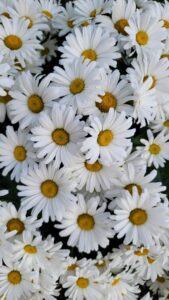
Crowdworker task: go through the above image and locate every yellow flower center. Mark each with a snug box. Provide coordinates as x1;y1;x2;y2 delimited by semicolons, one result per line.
89;9;96;18
114;19;129;35
85;161;103;172
67;19;74;28
4;35;23;50
157;276;165;283
41;47;50;56
136;31;149;45
162;19;169;28
76;277;89;288
125;183;142;195
134;248;149;256
81;21;90;27
77;213;95;230
95;260;106;268
41;180;58;198
112;278;120;286
0;93;12;104
129;208;148;225
27;95;44;113
42;10;53;18
13;146;27;161
160;54;169;60
81;49;97;61
67;264;78;271
24;16;33;28
96;92;117;112
69;78;85;95
8;271;22;285
24;244;37;254
52;128;69;145
97;129;113;146
149;143;161;155
143;75;156;89
6;218;25;234
147;256;156;264
164;120;169;128
1;12;10;18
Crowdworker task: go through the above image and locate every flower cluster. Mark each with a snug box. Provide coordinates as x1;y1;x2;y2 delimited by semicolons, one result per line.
0;0;169;299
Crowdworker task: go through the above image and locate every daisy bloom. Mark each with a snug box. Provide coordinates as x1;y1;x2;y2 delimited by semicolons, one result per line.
8;71;57;129
148;273;169;296
150;114;169;135
81;108;135;166
31;103;85;168
114;189;169;247
17;163;76;222
0;126;36;182
137;129;169;168
56;194;114;253
74;0;111;22
41;35;57;61
59;26;120;69
39;0;62;26
54;2;77;36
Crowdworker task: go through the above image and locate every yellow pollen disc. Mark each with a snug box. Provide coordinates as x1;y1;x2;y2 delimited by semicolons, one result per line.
96;92;117;112
42;10;53;18
160;54;169;60
27;94;44;113
81;49;97;61
1;12;10;18
41;180;58;198
52;128;69;145
134;248;149;256
89;9;96;18
41;47;50;56
157;276;165;283
164;120;169;128
129;208;148;225
95;260;106;268
149;143;161;155
69;78;85;95
81;21;90;27
24;244;37;254
125;183;142;196
112;278;120;286
147;256;156;264
76;277;89;288
14;146;27;161
85;161;103;172
7;218;25;234
77;213;95;230
136;31;149;45
8;271;22;285
114;19;129;35
143;75;156;89
0;93;12;104
4;35;23;50
24;16;33;28
97;129;113;146
162;19;169;28
67;264;78;271
67;19;74;28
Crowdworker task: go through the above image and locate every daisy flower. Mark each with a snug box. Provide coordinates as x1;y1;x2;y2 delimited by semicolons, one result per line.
148;273;169;296
0;126;36;182
74;0;111;22
81;108;135;166
59;26;120;69
31;103;85;168
0;0;11;19
63;266;105;300
17;163;76;222
0;261;37;300
113;189;168;247
41;35;57;61
124;10;167;55
0;16;43;67
137;129;169;168
82;69;134;117
150;114;169;135
54;2;77;36
56;194;114;253
51;57;104;111
8;71;57;129
39;0;62;26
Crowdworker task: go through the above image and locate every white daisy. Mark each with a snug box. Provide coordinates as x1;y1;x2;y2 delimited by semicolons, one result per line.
0;126;36;182
137;129;169;168
54;1;77;36
148;273;169;296
41;35;57;61
150;114;169;135
74;0;111;22
81;108;135;166
59;26;120;69
17;163;76;222
38;0;62;26
113;189;168;246
31;103;85;168
56;194;114;253
0;16;43;67
8;71;57;129
51;57;104;111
